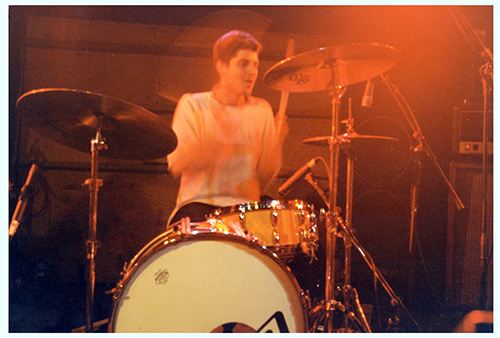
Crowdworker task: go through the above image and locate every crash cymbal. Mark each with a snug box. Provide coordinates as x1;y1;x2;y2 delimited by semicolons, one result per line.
16;88;177;160
264;43;399;92
303;131;398;146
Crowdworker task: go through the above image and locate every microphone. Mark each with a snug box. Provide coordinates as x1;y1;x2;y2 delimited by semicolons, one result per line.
361;79;374;108
9;163;40;240
278;158;318;196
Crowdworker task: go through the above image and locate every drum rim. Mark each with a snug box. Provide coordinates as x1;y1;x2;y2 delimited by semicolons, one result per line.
214;199;311;216
108;230;309;332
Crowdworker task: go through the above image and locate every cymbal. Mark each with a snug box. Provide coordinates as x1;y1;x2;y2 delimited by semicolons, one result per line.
303;131;398;146
264;43;399;92
16;88;177;160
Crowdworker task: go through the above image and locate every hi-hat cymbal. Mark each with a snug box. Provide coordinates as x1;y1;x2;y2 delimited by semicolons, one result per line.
303;131;398;146
264;43;399;92
16;88;177;160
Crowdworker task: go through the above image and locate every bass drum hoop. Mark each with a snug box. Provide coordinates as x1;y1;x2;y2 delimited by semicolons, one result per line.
108;230;309;332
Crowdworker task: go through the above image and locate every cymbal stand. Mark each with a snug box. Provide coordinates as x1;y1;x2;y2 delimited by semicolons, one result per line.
339;100;371;332
310;73;356;332
308;91;413;332
336;102;420;332
325;83;343;302
83;121;107;332
341;99;355;299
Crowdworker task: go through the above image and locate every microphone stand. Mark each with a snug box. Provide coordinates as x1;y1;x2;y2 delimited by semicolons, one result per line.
478;63;492;309
379;74;465;248
304;173;329;208
447;6;493;310
380;73;465;316
9;163;39;241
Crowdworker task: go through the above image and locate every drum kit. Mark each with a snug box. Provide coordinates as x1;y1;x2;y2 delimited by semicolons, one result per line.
15;42;422;333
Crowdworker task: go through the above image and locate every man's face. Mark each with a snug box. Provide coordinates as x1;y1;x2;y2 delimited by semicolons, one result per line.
219;49;259;98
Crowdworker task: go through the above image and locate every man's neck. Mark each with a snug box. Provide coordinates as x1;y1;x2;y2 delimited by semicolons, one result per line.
212;85;247;106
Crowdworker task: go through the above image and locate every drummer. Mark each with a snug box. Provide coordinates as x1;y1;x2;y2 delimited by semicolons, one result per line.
167;30;288;225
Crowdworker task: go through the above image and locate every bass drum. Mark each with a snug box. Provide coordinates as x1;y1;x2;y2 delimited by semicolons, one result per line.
109;229;309;333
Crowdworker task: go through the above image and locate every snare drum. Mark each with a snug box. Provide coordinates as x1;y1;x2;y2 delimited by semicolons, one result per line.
210;200;318;259
109;228;308;332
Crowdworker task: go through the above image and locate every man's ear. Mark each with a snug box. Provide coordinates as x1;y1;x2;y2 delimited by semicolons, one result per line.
216;59;225;76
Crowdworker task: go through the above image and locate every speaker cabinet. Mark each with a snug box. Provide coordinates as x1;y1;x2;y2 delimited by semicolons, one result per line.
452;106;493;156
446;162;493;309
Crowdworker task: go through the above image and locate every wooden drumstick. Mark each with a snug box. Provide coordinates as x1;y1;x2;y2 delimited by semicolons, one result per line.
275;39;295;135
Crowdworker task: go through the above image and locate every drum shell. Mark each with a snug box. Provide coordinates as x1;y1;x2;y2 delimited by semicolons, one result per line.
213;200;316;255
108;229;309;332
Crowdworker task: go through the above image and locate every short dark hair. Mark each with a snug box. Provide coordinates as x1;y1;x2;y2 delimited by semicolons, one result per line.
212;30;262;67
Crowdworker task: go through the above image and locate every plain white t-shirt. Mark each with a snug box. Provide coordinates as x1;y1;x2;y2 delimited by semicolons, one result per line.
167;91;283;220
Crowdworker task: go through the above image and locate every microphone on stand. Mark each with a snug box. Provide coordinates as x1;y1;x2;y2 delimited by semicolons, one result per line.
278;158;319;196
361;79;375;108
9;163;40;241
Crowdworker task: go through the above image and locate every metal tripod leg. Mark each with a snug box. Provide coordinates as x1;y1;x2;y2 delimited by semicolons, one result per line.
336;212;422;332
